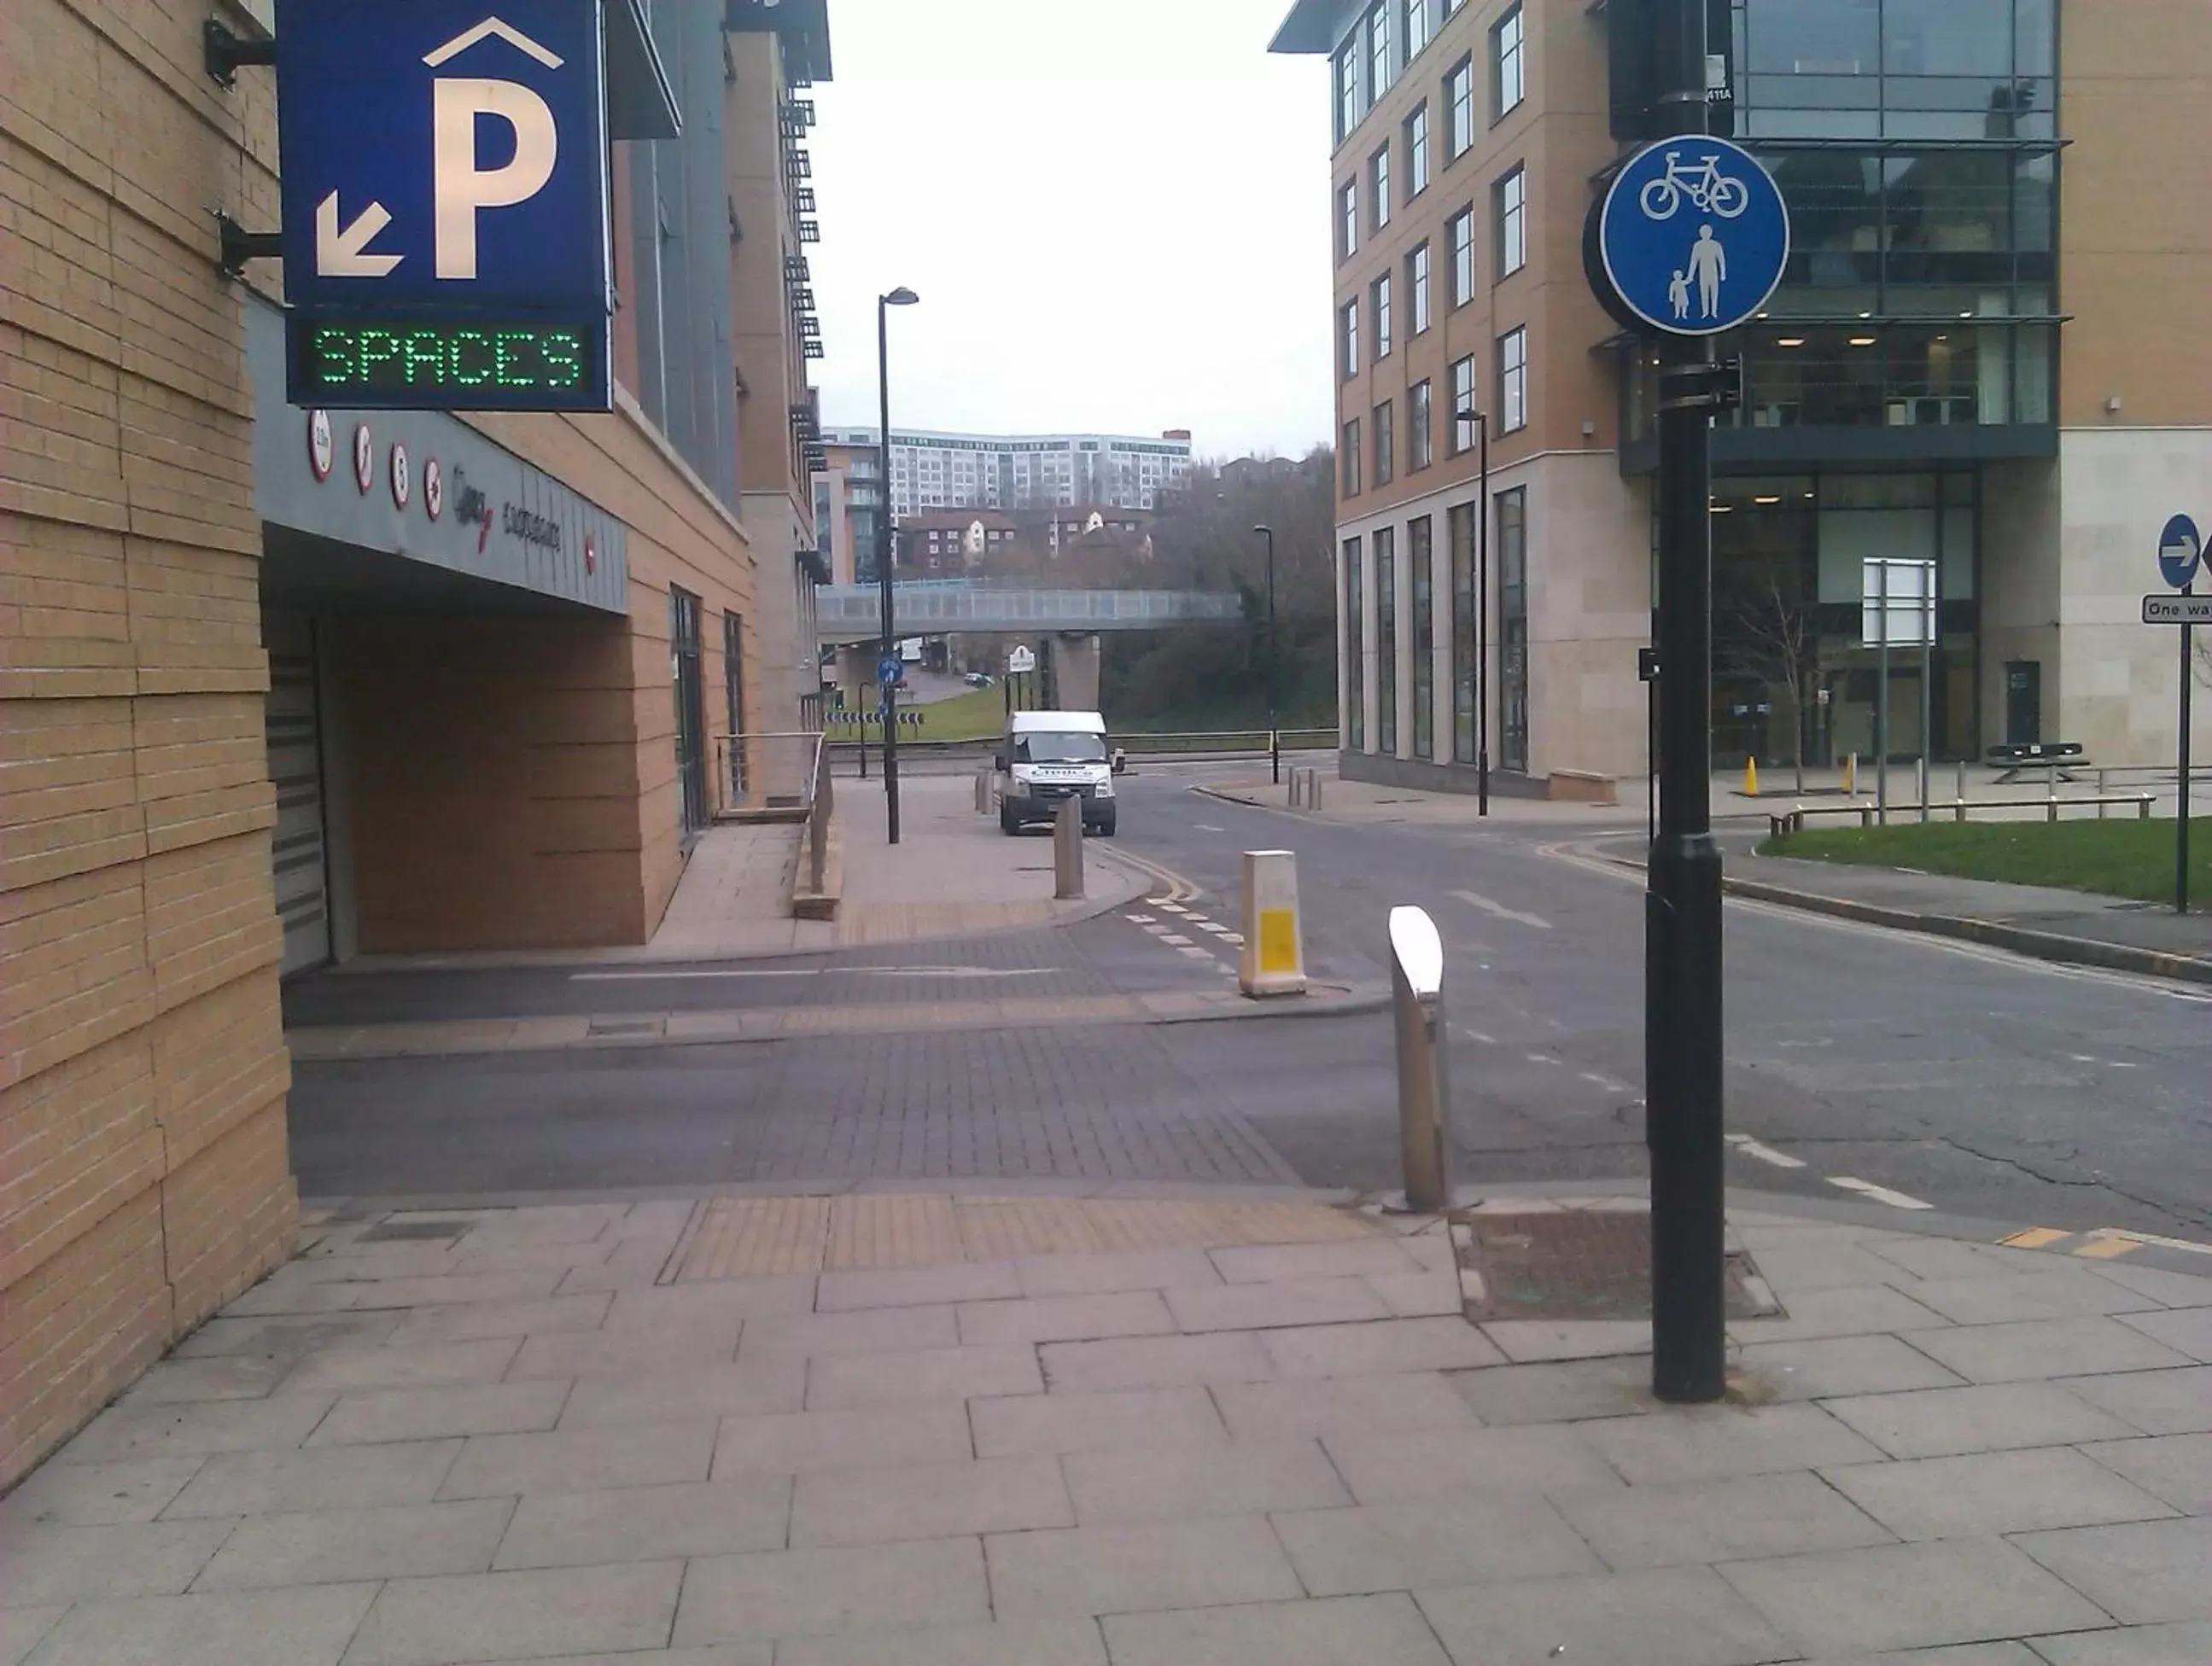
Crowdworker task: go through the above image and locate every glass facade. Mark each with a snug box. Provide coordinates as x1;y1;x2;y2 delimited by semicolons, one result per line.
1343;536;1364;749
1450;501;1477;762
1410;517;1434;759
1376;526;1398;754
1497;489;1528;772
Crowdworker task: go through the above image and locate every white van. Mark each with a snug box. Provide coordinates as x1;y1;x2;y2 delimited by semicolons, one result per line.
997;709;1116;837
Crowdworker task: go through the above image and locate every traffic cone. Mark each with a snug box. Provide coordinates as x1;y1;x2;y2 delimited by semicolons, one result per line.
1743;756;1760;796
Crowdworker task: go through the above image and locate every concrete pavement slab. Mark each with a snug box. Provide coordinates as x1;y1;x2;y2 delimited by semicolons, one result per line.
672;1537;991;1645
2079;1432;2212;1514
0;1605;65;1666
604;1279;819;1326
1819;1382;2139;1458
1476;1317;1654;1362
0;1518;235;1606
343;1560;684;1664
771;1619;1106;1666
1898;1270;2171;1325
163;1440;463;1517
968;1385;1229;1459
1164;1274;1392;1332
1318;1422;1627;1503
1270;1492;1603;1595
1362;1268;1466;1317
983;1516;1304;1618
1209;1371;1480;1443
56;1394;339;1465
384;1293;613;1345
1820;1448;2178;1539
281;1338;524;1395
192;1499;515;1590
735;1305;960;1362
1443;1354;1654;1424
802;1343;1042;1410
1804;1648;2040;1666
1902;1315;2194;1383
1572;1401;1887;1483
1725;1283;1952;1342
2114;1305;2212;1364
1735;1331;1968;1400
172;1312;402;1361
2056;1366;2212;1436
8;1584;378;1666
710;1403;975;1476
787;1456;1073;1547
555;1360;806;1428
1060;1438;1349;1523
1102;1592;1453;1666
308;1381;575;1446
492;1477;791;1569
2011;1518;2212;1625
1037;1330;1276;1390
954;1290;1176;1347
1011;1246;1223;1296
1259;1317;1507;1377
1551;1470;1898;1568
2028;1621;2212;1664
1718;1537;2115;1654
814;1261;1020;1312
435;1420;715;1500
1414;1564;1797;1666
113;1353;297;1405
0;1457;206;1527
505;1320;741;1381
2078;1261;2212;1308
1207;1238;1424;1284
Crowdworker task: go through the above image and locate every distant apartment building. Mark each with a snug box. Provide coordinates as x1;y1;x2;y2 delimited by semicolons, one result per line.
1273;0;2212;792
818;428;1197;516
900;509;1024;574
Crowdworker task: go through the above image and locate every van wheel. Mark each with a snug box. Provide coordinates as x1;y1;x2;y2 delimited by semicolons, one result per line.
1096;812;1118;838
1000;806;1020;836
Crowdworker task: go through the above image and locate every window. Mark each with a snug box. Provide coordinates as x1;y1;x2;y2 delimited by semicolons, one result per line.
1497;325;1527;432
1344;536;1365;750
1369;144;1391;230
1406;0;1434;60
722;611;747;797
1449;501;1476;762
1494;164;1526;278
1334;36;1362;143
1339;179;1357;262
1368;1;1394;101
1376;526;1398;754
1409;516;1433;760
1449;354;1476;452
1409;379;1433;470
1497;486;1528;770
1372;273;1392;359
1404;104;1429;197
1448;207;1474;307
1341;418;1362;496
1445;55;1474;158
1372;400;1395;485
1491;3;1524;119
1408;243;1431;334
668;586;707;841
1341;300;1359;380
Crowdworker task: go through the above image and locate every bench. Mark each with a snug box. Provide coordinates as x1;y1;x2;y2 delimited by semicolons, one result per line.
1987;742;2093;784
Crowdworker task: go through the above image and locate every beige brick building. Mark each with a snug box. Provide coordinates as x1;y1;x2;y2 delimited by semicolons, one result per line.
2;0;838;1483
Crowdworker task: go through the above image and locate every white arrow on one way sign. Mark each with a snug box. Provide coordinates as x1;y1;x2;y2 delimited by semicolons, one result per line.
315;192;402;277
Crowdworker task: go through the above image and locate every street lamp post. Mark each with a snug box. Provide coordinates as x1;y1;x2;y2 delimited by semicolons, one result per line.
1456;407;1492;816
875;287;919;846
1252;525;1280;784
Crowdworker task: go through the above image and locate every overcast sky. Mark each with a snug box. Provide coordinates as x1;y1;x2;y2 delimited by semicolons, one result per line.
804;0;1333;461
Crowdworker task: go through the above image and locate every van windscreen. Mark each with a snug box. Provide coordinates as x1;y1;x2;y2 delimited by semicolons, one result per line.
1015;731;1107;764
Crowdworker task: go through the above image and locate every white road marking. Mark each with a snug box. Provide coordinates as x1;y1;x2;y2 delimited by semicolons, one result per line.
1195;922;1232;935
1218;933;1244;945
1157;903;1188;914
1159;935;1194;947
1142;923;1171;936
2085;1227;2212;1255
1124;914;1156;925
1580;1071;1634;1094
1725;1133;1808;1170
848;967;1051;980
1526;1051;1562;1066
1194;824;1226;833
1462;1029;1497;1045
1451;889;1552;929
1176;946;1217;960
570;968;817;981
1827;1176;1935;1210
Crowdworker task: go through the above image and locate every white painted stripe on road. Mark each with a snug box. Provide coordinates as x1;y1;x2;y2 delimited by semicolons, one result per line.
1157;903;1188;914
570;968;818;981
1462;1029;1497;1046
1725;1133;1808;1170
1219;933;1244;945
1827;1176;1935;1210
1526;1052;1562;1066
1124;914;1156;925
1177;946;1217;960
1194;824;1226;833
1159;935;1194;946
1580;1071;1634;1094
1451;889;1552;929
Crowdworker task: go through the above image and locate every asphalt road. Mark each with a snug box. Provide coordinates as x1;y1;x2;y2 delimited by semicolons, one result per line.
288;760;2212;1243
1112;761;2212;1241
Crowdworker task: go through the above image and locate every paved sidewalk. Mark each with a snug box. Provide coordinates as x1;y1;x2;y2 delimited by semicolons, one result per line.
5;1187;2207;1665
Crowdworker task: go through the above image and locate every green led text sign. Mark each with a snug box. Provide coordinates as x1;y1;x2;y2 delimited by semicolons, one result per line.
286;313;611;411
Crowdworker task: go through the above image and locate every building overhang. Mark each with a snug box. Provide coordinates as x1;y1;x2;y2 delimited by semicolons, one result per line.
607;0;682;139
1269;0;1339;54
727;0;832;82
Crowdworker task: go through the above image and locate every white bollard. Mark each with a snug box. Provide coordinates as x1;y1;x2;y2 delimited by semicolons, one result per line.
1239;850;1307;998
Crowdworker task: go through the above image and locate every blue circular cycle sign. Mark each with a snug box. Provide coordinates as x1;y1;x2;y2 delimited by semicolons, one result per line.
2157;513;2202;591
1599;137;1790;337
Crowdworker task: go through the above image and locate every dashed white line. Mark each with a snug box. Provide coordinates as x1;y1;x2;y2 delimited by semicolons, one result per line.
1157;903;1188;915
1176;946;1216;960
1124;914;1156;925
1725;1133;1808;1170
1194;824;1226;833
1159;935;1194;947
1526;1051;1563;1066
1451;889;1552;930
1463;1029;1497;1046
1827;1176;1935;1210
1579;1071;1635;1094
1218;933;1244;945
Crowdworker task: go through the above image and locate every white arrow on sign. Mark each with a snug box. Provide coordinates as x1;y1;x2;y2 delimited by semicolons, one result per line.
315;192;401;277
423;16;564;68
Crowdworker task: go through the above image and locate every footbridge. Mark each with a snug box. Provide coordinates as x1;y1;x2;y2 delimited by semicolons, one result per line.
814;582;1242;644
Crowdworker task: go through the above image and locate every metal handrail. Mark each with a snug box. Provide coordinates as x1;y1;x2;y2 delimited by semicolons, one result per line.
1770;794;2156;837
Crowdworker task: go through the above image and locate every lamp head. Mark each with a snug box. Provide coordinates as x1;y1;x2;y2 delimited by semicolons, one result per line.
883;288;919;306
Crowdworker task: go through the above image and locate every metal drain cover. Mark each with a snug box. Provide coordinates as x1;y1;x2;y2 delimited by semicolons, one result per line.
1451;1209;1782;1324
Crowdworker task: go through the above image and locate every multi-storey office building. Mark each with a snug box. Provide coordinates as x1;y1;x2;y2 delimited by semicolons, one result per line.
1274;0;2212;789
820;428;1197;516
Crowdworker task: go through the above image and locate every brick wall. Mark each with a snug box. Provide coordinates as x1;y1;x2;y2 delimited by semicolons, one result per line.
1;0;296;1486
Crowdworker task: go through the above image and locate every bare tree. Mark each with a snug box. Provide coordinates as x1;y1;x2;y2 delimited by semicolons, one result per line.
1722;566;1822;792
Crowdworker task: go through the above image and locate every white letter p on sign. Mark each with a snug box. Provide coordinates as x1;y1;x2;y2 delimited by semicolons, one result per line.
433;78;558;280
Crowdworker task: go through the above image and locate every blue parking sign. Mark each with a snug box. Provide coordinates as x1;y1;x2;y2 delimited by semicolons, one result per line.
1597;137;1789;337
276;2;613;411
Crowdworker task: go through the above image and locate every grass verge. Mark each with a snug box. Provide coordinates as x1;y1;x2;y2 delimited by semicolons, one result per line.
1761;816;2209;908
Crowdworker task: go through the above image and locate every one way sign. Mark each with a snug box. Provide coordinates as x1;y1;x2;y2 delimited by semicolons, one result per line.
276;1;612;411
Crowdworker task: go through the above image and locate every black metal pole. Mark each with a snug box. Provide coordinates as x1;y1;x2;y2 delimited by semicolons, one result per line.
1646;0;1725;1406
876;298;900;846
2181;593;2193;915
1259;527;1281;785
1476;415;1491;815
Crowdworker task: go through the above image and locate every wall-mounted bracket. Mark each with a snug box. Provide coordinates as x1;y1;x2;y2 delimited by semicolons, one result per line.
204;18;277;87
215;211;281;278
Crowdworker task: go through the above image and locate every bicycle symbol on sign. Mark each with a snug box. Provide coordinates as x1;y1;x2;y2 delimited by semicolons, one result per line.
1639;149;1751;220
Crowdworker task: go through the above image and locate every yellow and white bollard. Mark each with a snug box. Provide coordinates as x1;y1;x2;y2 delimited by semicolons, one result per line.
1239;850;1306;999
